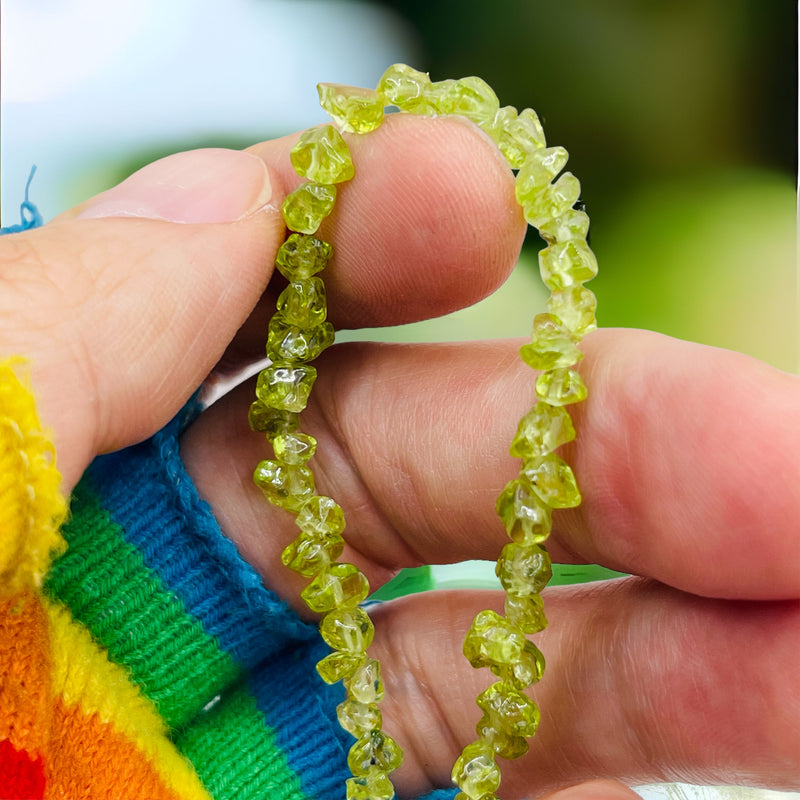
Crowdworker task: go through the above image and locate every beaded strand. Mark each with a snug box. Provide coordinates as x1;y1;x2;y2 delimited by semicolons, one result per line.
249;64;598;800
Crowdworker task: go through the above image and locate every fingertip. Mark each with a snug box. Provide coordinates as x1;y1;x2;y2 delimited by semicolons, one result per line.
325;113;526;327
541;779;643;800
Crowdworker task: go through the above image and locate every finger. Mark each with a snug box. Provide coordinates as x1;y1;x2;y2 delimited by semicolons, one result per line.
371;581;799;796
218;115;523;377
246;113;524;329
0;148;282;489
182;329;800;605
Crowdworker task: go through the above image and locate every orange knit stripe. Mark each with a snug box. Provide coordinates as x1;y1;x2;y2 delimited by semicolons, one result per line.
45;599;211;800
47;701;188;800
0;590;52;759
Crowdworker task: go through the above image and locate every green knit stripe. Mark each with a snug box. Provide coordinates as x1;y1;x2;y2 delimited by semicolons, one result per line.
175;683;310;800
45;480;241;731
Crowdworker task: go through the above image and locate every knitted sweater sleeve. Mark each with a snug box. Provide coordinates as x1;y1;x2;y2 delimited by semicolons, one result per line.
42;399;459;800
42;401;367;800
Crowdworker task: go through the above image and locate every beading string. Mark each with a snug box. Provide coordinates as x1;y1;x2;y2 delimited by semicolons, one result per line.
249;64;598;800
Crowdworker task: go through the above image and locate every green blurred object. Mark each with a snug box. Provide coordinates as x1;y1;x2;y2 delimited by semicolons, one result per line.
369;565;434;600
371;562;626;600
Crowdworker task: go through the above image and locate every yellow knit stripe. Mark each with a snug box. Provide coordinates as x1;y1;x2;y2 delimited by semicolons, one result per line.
0;360;67;592
45;597;212;800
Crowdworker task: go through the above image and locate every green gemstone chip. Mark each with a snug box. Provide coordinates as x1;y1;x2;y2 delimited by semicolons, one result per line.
522;453;582;508
539;239;599;291
377;63;431;111
318;83;385;133
275;234;333;280
255;363;317;413
519;313;583;371
253;459;315;512
276;278;328;328
282;181;337;235
290;124;355;184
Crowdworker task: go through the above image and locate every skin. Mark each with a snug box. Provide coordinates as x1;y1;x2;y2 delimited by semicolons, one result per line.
1;114;797;798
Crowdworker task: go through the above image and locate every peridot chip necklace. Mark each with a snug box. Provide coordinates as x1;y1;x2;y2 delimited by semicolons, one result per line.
249;64;598;800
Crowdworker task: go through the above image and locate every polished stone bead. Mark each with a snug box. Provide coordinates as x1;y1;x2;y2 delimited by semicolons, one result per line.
519;313;583;371
266;316;335;363
522;172;581;229
277;278;327;328
496;542;552;597
539;239;598;292
476;714;530;760
348;730;403;777
344;657;384;704
515;147;569;205
377;63;431;111
282;181;337;235
522;454;582;508
296;495;346;536
317;651;365;684
535;368;588;406
546;285;598;337
253;459;315;512
538;207;591;245
320;607;375;653
477;681;541;739
427;76;499;125
509;401;576;459
302;563;370;613
256;363;317;413
463;609;527;671
318;83;385;133
504;592;548;634
291;125;355;184
495;477;553;545
451;740;501;799
337;699;382;738
346;771;396;800
275;234;333;280
272;430;317;465
281;528;345;577
247;402;299;438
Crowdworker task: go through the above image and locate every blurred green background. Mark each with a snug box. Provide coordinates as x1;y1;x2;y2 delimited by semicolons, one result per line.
366;0;797;372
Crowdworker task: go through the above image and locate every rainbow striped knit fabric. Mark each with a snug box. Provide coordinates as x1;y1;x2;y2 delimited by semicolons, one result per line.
0;209;455;800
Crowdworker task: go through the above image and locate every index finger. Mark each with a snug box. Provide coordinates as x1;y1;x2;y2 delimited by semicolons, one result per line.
218;113;526;372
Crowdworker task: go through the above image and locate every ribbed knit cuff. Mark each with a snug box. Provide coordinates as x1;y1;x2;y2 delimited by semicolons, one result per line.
46;400;317;730
90;399;316;663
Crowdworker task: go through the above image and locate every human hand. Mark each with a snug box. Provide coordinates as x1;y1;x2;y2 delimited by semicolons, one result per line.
2;115;797;798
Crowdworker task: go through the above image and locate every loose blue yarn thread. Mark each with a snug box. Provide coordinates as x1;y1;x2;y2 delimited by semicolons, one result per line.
1;166;43;234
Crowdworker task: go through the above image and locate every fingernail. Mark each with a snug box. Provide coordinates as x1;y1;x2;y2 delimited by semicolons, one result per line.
78;148;273;223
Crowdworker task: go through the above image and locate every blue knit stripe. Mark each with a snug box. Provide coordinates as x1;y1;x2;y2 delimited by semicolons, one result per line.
252;638;462;800
250;638;350;800
87;406;316;670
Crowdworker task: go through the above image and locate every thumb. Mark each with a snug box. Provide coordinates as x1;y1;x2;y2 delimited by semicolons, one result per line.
0;148;284;489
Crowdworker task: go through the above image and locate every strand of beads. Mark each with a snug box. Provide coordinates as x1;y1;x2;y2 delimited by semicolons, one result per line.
250;64;597;800
249;100;403;800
